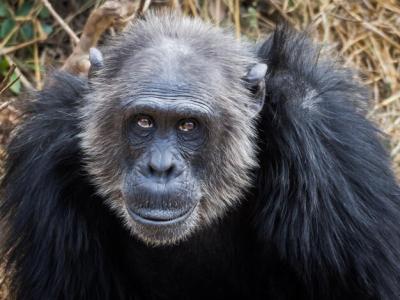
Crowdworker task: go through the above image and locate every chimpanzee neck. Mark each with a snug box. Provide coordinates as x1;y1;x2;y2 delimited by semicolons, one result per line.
102;200;305;299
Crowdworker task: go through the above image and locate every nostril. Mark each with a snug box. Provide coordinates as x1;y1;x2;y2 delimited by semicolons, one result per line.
148;164;156;176
147;162;176;179
165;165;175;178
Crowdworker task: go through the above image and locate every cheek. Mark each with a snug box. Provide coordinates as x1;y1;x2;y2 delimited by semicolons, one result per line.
124;133;154;165
189;136;216;175
126;140;150;160
177;135;208;169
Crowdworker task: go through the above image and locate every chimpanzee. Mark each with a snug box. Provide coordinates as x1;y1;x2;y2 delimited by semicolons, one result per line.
1;12;400;300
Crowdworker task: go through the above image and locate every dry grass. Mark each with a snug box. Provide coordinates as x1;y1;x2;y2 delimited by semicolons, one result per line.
0;0;399;298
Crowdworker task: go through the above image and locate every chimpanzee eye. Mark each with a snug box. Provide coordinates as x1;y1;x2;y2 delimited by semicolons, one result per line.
178;119;197;132
136;115;153;129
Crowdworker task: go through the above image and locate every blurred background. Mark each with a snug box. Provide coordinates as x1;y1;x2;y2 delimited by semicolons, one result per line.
0;0;399;297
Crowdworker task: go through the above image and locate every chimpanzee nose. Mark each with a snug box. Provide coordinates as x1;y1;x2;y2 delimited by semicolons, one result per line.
146;147;181;181
148;160;175;179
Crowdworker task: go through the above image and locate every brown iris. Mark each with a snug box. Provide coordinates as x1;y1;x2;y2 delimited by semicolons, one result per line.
178;119;196;132
137;116;153;128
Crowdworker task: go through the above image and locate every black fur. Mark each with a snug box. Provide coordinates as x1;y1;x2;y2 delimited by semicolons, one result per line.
1;26;400;299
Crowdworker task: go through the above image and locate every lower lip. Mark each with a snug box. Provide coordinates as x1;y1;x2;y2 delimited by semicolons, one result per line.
127;205;196;226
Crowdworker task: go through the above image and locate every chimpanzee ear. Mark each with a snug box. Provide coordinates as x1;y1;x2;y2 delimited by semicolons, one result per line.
89;48;104;77
243;63;268;116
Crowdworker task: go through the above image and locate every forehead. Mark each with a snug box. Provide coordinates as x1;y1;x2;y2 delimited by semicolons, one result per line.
120;87;217;121
124;38;222;86
117;38;224;108
94;15;259;117
99;14;258;88
124;97;215;122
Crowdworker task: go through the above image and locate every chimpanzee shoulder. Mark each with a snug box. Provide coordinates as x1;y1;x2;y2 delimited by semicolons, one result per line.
254;24;400;300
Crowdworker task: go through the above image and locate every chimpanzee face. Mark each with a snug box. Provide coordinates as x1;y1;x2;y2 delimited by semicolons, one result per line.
81;14;266;246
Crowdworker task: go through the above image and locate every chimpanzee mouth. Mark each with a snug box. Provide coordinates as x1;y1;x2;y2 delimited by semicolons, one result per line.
127;205;196;226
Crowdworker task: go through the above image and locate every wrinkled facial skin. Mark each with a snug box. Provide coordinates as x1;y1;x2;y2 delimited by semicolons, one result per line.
121;97;210;244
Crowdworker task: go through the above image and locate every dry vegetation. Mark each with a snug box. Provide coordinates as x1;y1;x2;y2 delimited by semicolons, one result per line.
0;0;399;298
